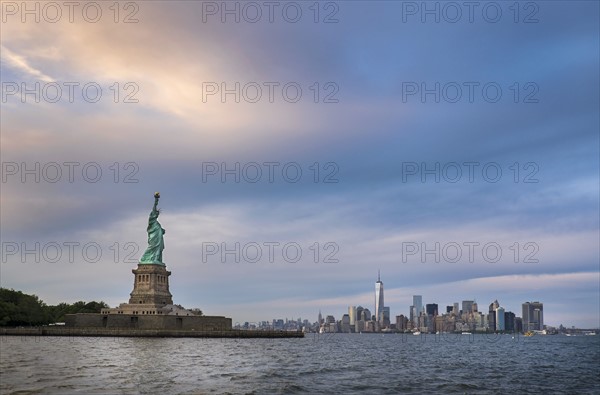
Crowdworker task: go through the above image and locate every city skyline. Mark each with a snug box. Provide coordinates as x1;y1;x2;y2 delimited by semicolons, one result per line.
236;297;552;333
287;273;555;332
314;295;548;331
254;272;553;330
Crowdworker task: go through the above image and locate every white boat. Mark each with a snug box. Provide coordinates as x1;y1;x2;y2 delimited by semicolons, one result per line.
413;331;421;335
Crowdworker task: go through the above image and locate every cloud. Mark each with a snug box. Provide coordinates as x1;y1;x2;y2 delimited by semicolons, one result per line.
1;45;54;82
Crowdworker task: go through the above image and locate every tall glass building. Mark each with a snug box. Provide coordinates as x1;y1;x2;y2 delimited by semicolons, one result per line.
348;306;357;326
496;306;505;331
375;271;384;325
413;295;423;326
522;301;544;331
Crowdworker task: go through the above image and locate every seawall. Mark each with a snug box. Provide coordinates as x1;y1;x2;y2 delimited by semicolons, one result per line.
0;327;304;338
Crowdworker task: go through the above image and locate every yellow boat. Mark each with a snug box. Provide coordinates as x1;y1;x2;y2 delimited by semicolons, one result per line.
524;331;535;337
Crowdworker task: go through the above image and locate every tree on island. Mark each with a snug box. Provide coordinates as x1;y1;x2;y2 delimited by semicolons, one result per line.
0;288;108;326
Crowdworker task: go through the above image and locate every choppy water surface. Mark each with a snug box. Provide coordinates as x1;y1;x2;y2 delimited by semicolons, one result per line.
1;333;599;394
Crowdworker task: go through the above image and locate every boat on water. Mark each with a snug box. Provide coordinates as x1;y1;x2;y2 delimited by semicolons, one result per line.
461;332;472;335
524;331;535;337
413;331;421;335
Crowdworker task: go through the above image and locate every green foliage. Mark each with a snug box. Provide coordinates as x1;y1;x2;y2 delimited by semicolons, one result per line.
0;288;108;326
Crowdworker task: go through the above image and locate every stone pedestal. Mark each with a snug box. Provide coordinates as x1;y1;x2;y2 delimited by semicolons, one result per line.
129;263;173;305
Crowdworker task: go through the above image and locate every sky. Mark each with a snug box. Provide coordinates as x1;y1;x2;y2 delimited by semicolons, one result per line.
1;1;598;328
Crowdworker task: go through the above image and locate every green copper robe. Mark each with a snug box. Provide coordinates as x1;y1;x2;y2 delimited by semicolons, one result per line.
139;197;165;265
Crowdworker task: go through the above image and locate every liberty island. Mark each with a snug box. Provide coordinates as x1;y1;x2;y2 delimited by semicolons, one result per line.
1;193;302;338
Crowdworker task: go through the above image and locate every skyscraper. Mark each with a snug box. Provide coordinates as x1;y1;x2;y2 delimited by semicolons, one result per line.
341;314;351;333
533;308;543;330
504;311;515;332
462;300;474;315
382;306;390;327
413;295;423;326
362;308;372;321
375;271;384;325
496;306;505;331
426;303;438;316
356;306;364;323
396;315;408;331
522;301;544;331
348;306;357;326
488;300;499;331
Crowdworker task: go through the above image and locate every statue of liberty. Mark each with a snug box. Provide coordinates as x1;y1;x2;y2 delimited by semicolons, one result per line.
139;192;166;265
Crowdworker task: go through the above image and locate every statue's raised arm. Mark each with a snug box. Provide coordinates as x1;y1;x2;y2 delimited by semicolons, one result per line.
151;192;159;212
139;192;166;265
